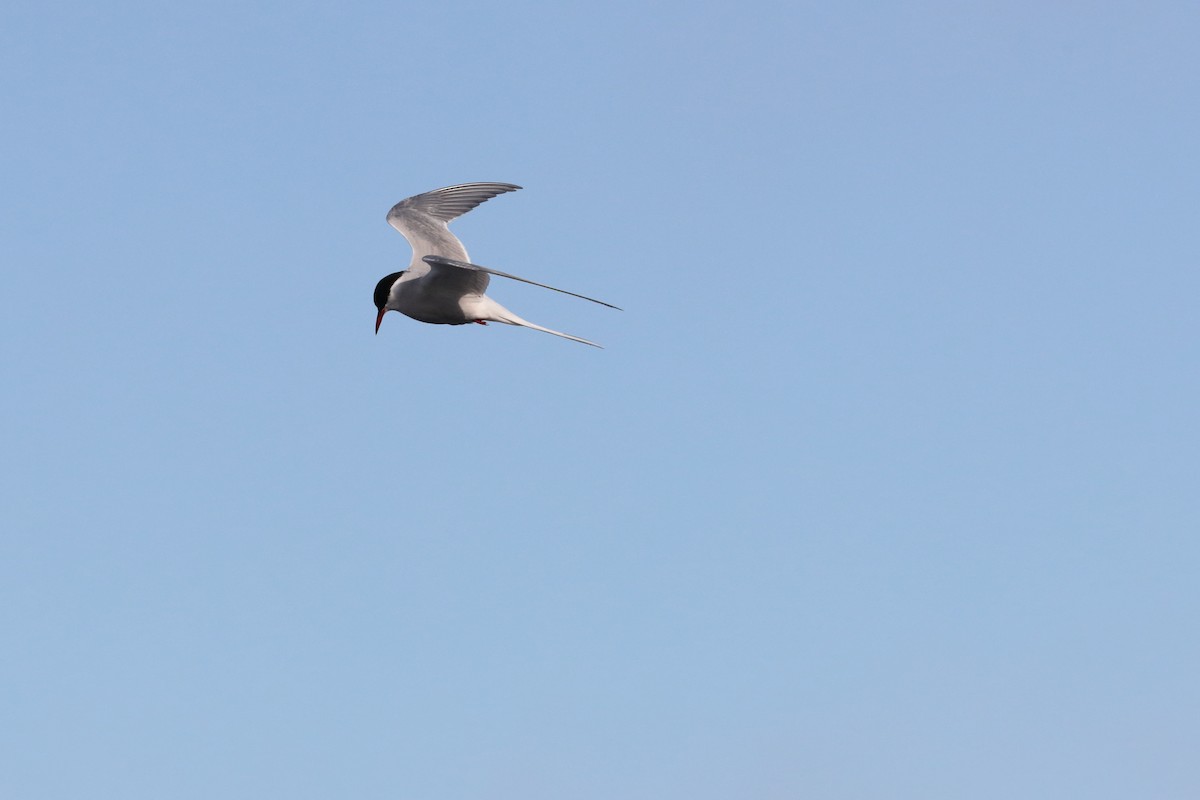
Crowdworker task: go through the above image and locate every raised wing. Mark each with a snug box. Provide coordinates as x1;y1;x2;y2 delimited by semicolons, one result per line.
386;183;521;264
423;255;622;310
388;183;521;224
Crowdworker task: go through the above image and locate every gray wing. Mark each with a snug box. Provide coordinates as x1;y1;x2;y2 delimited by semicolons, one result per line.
386;183;521;265
423;255;622;310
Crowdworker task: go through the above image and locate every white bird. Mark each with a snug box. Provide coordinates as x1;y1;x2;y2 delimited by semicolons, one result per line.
374;182;619;347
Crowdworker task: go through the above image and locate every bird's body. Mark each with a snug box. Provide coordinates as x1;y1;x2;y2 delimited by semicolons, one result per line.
374;182;617;347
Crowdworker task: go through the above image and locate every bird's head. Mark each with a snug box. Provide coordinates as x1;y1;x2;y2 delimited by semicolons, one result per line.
373;271;404;334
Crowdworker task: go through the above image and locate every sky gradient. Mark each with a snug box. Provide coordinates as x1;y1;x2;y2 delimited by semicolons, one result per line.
3;2;1198;798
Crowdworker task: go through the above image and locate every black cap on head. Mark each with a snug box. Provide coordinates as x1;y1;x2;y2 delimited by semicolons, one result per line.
373;272;405;309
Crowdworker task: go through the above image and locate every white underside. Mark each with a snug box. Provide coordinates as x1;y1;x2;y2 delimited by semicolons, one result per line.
383;183;605;347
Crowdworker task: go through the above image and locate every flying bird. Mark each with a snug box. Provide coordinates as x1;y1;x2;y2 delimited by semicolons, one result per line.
374;182;619;347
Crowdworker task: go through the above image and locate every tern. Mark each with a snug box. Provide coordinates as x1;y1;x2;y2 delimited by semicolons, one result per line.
374;182;619;347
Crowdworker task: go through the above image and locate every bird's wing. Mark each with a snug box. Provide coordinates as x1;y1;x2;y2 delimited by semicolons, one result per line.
422;255;622;310
386;183;521;265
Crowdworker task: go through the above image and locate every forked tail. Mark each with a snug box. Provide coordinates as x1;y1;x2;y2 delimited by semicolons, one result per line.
478;299;603;348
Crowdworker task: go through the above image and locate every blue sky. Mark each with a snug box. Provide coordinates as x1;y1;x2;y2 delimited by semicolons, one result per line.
2;1;1198;797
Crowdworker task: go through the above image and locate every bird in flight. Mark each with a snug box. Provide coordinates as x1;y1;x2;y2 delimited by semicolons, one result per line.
374;182;619;347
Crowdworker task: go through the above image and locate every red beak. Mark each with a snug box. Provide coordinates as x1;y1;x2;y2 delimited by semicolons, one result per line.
375;308;386;335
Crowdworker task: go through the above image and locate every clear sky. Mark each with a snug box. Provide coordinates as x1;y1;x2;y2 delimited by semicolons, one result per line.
3;1;1198;798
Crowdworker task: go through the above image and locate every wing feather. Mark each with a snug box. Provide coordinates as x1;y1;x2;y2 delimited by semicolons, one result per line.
388;182;521;223
423;255;622;310
385;182;521;267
